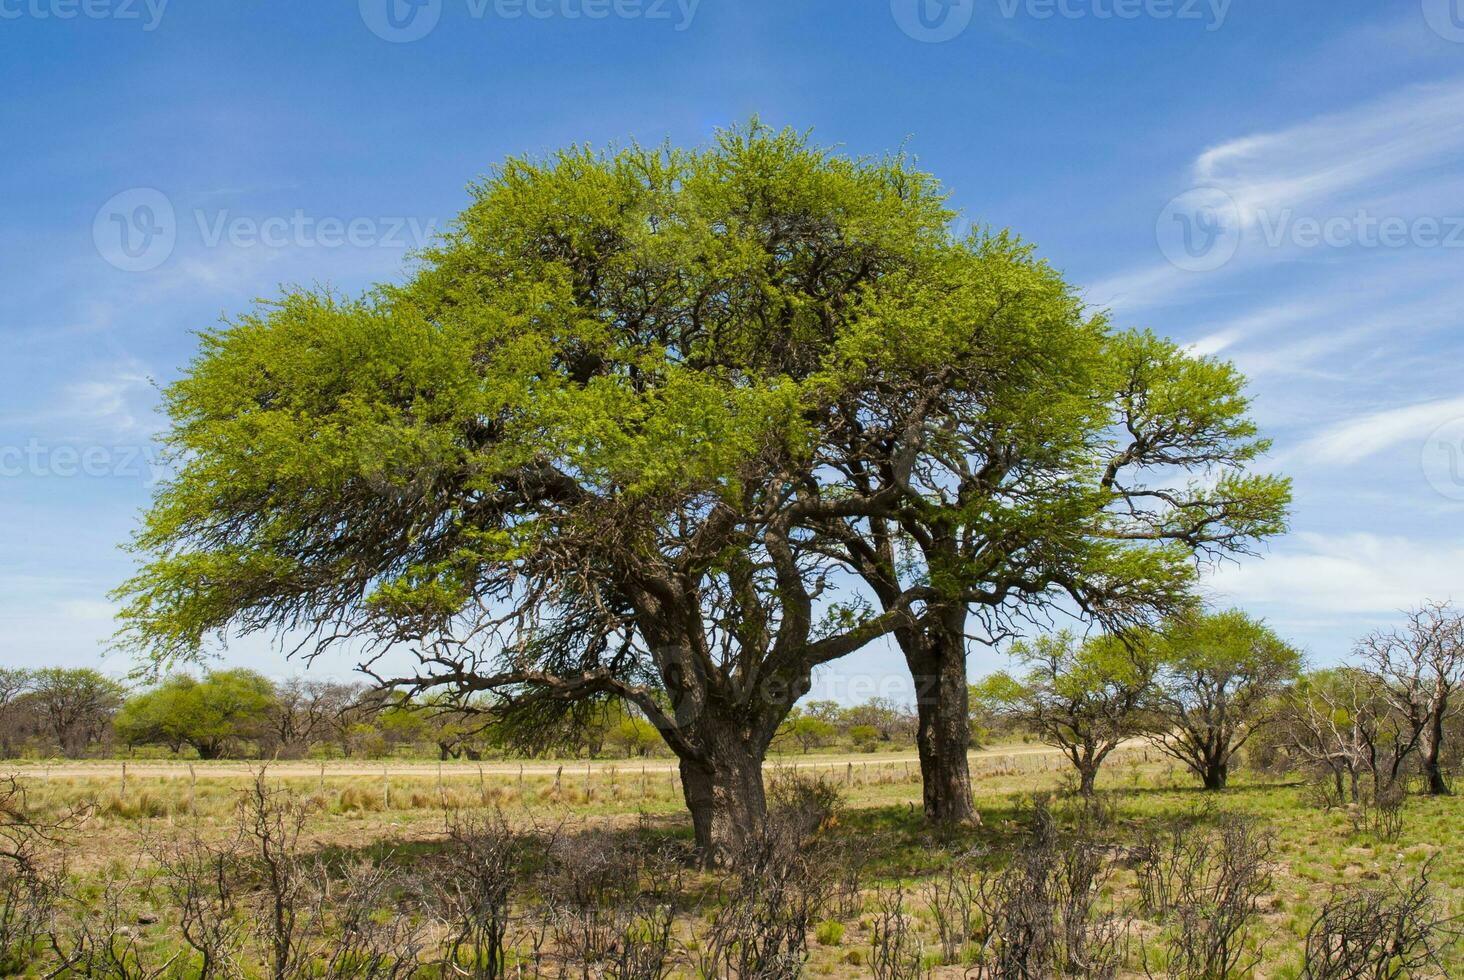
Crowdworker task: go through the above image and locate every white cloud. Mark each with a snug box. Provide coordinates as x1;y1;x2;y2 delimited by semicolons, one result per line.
1087;78;1464;312
1206;532;1464;617
1298;395;1464;466
0;360;159;442
1192;82;1464;225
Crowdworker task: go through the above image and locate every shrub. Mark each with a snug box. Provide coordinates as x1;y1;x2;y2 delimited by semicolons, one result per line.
815;920;846;946
1302;858;1455;979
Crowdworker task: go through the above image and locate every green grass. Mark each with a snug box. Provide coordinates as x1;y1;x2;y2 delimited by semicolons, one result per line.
4;749;1460;978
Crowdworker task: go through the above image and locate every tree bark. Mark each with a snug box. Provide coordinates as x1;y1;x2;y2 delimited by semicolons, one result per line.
1078;765;1098;797
901;610;978;825
1421;713;1450;795
1201;758;1228;790
678;737;768;866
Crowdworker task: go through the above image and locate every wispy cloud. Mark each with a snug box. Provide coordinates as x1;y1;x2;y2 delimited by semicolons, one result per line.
0;360;160;441
1088;78;1464;312
1206;532;1464;619
1298;395;1464;466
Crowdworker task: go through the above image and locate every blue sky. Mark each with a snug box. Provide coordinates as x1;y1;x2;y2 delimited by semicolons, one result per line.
3;0;1464;697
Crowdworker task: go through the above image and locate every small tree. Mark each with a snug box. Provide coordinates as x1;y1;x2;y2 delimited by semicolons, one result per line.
976;631;1156;795
776;709;836;754
1278;668;1412;804
116;669;276;759
0;670;31;760
27;668;124;758
1356;601;1464;796
1148;610;1301;790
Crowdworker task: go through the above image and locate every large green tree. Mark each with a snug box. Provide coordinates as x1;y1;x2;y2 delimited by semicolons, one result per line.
1147;609;1300;790
115;125;945;861
112;123;1286;854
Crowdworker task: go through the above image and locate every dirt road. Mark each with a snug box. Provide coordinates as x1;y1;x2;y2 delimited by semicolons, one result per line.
2;741;1134;782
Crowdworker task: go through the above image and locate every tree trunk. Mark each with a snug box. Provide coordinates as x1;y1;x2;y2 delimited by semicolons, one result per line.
678;736;768;867
1078;765;1098;797
902;612;978;825
1202;757;1228;791
1421;714;1450;796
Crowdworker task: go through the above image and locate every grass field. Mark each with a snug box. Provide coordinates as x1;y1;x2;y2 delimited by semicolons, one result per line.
3;745;1460;978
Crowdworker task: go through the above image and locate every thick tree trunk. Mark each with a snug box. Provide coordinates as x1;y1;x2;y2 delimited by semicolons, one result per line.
1201;758;1228;790
902;611;978;825
1421;715;1450;796
678;738;768;866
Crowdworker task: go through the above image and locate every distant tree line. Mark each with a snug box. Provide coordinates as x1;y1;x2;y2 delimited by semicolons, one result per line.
0;666;930;762
974;602;1464;799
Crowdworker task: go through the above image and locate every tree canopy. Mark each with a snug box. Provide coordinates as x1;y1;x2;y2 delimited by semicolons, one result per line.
1147;609;1300;789
976;631;1158;795
115;669;276;760
113;122;1287;857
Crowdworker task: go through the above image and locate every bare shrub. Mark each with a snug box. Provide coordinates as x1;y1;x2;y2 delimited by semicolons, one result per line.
832;854;866;920
51;870;179;980
1302;858;1457;979
767;770;842;841
146;824;248;979
923;860;979;965
869;883;929;980
1135;815;1274;979
237;771;316;980
968;798;1125;979
432;810;522;979
603;902;676;980
1348;780;1406;843
693;818;830;979
546;829;646;968
314;858;427;980
0;775;76;974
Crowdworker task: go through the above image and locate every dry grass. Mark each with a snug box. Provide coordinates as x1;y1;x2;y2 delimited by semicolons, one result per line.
2;746;1460;978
